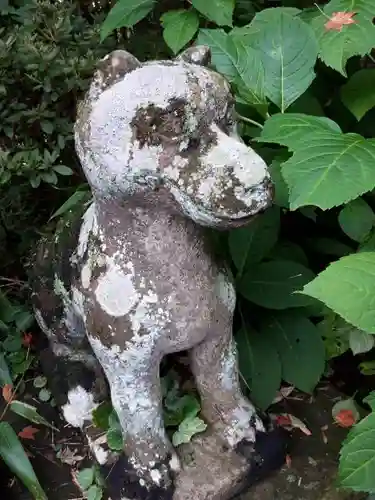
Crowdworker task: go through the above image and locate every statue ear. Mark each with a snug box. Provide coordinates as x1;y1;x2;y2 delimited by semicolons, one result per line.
176;46;211;66
95;50;142;91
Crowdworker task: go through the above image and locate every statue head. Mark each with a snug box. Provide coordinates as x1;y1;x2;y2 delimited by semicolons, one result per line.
74;46;273;228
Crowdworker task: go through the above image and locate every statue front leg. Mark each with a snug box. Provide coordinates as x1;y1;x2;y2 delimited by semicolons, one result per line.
189;325;290;485
87;332;179;500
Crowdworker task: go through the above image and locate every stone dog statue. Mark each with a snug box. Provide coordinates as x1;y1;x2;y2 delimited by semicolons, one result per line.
30;46;289;500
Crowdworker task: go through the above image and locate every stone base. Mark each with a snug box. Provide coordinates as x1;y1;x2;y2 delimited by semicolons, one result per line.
174;384;368;500
174;430;249;500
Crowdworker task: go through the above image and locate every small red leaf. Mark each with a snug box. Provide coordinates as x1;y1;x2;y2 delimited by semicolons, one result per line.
22;332;33;347
18;426;39;440
334;408;356;428
325;11;357;31
2;384;14;403
275;414;292;427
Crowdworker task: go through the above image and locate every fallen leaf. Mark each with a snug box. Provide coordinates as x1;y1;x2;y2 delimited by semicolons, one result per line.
22;333;33;347
324;11;356;31
275;414;292;427
272;385;295;404
286;454;292;468
18;426;39;440
2;384;14;403
274;413;312;435
334;408;356;427
56;446;85;466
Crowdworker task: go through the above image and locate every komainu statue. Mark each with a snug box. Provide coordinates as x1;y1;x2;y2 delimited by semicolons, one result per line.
30;46;289;500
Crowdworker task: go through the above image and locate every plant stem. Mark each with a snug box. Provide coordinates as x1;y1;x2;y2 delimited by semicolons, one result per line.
236;114;264;129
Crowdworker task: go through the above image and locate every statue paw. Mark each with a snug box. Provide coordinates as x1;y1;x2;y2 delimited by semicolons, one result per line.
236;427;291;486
102;453;176;500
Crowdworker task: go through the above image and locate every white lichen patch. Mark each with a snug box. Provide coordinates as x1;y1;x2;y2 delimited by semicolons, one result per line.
218;342;238;392
216;272;236;313
223;400;265;448
95;260;139;317
76;202;98;259
130;290;170;337
150;468;162;485
62;385;98;428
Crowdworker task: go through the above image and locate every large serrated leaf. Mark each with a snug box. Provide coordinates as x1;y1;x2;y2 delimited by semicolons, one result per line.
281;132;375;210
327;0;374;20
100;0;156;41
0;422;47;500
301;252;375;334
260;312;325;393
236;327;282;410
192;0;234;27
258;113;341;150
161;9;200;55
228;205;280;274
311;11;375;76
196;29;265;105
339;412;375;492
249;8;318;112
341;69;375;121
238;259;315;309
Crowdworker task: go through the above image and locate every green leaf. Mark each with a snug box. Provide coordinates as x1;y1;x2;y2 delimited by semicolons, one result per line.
327;0;374;20
349;328;374;355
341;69;375;121
86;485;103;500
250;8;318;112
0;352;12;386
269;241;309;266
236;327;282;410
339;412;375;492
92;402;112;430
192;0;234;26
364;391;375;411
282;132;375;210
0;290;15;323
14;310;34;331
260;312;325;393
53;165;74;176
238;259;315;309
161;9;199;54
100;0;156;41
301;252;375;334
0;422;47;500
258;113;341;150
33;376;47;389
49;189;91;220
164;394;200;427
228;205;280;274
10;400;58;430
106;428;123;450
76;467;95;491
172;416;207;446
41;121;53;135
196;29;265;107
41;171;58;185
269;157;290;208
38;389;51;402
307;237;353;257
311;10;375;76
338;198;375;242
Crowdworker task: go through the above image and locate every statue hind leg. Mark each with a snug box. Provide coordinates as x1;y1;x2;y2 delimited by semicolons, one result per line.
30;240;114;468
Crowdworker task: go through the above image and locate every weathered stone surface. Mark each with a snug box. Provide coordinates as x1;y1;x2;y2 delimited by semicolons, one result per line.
174;385;367;500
